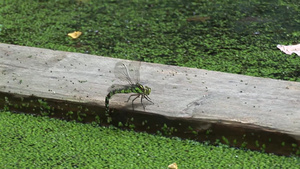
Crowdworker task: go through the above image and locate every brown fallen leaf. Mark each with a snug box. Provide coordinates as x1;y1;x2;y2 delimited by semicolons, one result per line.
68;31;82;39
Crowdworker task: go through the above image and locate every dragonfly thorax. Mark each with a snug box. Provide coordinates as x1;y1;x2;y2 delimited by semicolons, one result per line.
136;83;151;95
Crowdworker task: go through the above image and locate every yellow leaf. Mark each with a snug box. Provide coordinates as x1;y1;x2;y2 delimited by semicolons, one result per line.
168;162;178;169
68;31;82;39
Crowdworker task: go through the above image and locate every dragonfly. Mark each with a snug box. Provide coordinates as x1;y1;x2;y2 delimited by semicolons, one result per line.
105;61;154;114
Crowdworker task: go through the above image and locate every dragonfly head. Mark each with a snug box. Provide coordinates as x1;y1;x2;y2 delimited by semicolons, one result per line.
144;86;151;95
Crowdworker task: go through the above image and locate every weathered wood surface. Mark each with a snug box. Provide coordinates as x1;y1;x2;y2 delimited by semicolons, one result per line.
0;43;300;141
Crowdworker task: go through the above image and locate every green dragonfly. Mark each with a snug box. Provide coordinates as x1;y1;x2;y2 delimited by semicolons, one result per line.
105;61;154;113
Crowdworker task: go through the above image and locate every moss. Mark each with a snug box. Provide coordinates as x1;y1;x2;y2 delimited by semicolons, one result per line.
1;0;300;81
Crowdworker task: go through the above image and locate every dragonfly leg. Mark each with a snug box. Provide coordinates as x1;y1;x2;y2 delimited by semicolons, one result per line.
140;95;154;110
144;95;154;105
131;94;141;110
126;94;140;102
140;96;146;110
126;94;153;111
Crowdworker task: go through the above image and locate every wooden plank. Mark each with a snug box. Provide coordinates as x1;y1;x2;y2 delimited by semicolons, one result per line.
1;43;300;153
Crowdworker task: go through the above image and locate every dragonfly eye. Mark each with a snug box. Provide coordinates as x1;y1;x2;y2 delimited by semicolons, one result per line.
145;86;151;95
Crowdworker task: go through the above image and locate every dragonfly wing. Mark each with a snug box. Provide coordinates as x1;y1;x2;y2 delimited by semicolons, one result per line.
127;61;141;84
114;62;132;84
114;61;141;84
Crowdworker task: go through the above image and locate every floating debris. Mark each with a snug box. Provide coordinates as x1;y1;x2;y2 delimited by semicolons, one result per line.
68;31;82;39
168;162;178;169
277;44;300;56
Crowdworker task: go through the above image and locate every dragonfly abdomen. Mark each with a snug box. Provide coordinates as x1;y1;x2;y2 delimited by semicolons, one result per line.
105;85;146;113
